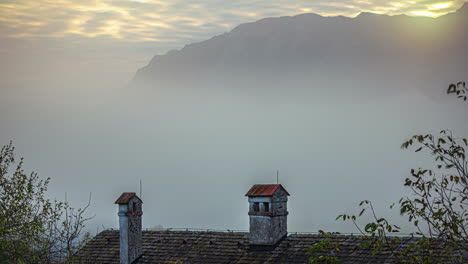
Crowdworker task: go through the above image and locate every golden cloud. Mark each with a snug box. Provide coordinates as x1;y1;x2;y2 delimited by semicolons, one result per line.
0;0;466;43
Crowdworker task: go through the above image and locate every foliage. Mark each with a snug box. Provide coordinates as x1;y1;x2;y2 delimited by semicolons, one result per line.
447;81;467;102
336;200;402;256
309;82;468;264
400;131;467;241
308;231;343;264
44;198;93;263
0;142;93;263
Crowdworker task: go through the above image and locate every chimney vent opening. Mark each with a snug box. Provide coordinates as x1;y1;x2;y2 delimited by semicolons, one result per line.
253;202;260;212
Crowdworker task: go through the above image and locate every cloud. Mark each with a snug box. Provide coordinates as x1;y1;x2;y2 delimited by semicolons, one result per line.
0;0;466;49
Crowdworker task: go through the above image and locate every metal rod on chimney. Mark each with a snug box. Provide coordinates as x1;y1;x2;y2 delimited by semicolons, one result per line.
140;179;142;198
277;170;279;184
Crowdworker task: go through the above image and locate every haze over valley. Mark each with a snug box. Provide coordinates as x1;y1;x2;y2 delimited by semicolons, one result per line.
1;1;467;235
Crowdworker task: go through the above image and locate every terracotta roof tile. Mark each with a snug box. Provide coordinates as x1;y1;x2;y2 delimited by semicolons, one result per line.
245;184;290;197
115;192;142;204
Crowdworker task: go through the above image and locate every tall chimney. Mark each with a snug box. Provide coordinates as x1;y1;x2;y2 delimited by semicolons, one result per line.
245;184;290;246
115;192;143;264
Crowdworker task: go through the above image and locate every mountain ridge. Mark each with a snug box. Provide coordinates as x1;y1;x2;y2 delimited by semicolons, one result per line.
132;4;467;102
137;3;467;74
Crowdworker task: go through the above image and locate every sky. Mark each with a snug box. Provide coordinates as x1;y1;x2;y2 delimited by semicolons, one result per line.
1;0;467;41
1;0;467;80
0;0;467;234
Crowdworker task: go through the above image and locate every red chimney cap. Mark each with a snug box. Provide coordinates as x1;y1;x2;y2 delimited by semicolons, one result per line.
115;192;143;204
245;184;290;197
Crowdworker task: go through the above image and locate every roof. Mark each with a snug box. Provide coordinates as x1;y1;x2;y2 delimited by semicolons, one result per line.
245;184;290;197
74;230;432;264
114;192;143;204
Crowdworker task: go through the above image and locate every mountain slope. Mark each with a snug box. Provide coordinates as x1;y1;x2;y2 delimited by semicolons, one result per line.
133;4;468;101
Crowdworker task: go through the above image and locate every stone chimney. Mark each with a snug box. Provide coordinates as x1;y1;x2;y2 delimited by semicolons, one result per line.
245;184;290;246
115;192;143;264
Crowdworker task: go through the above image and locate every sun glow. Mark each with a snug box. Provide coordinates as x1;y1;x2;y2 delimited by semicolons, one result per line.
410;10;439;17
428;2;453;10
